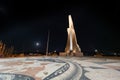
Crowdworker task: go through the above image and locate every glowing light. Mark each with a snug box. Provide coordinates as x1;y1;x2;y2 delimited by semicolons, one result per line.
94;49;98;52
36;42;40;46
73;50;76;53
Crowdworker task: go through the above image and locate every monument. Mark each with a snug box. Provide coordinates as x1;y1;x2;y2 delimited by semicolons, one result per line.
65;15;83;56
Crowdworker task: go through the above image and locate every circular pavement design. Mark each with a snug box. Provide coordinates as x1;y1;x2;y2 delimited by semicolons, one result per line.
0;73;35;80
0;57;83;80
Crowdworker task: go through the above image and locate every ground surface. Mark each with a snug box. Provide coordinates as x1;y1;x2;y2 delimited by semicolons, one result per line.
0;56;120;80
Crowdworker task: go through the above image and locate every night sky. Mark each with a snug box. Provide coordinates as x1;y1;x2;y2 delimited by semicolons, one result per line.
0;0;120;54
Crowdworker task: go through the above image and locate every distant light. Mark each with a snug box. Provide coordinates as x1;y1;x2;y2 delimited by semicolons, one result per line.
54;50;56;52
94;49;98;52
36;42;40;46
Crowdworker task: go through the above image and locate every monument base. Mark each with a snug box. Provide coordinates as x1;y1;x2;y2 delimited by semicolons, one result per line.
59;52;83;57
74;52;83;57
69;52;83;57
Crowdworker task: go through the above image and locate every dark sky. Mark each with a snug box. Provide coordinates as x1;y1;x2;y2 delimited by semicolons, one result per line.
0;0;120;53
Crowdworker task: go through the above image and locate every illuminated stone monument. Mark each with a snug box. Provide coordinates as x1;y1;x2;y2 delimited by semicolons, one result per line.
65;15;83;56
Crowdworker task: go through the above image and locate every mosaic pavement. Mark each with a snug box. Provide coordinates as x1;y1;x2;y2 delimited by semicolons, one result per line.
63;57;120;80
0;56;120;80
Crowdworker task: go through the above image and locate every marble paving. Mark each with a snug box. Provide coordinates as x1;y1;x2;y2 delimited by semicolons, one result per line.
0;56;120;80
0;57;66;80
62;57;120;80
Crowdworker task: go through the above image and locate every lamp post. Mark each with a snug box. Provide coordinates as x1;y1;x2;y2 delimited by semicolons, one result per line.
35;42;40;53
46;30;50;56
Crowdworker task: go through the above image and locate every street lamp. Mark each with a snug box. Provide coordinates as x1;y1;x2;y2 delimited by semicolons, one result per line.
36;42;40;46
35;42;40;53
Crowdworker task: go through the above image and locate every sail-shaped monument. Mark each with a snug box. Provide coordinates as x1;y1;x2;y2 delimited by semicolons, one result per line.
64;15;83;56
